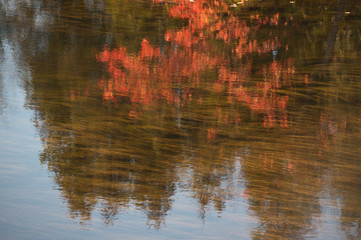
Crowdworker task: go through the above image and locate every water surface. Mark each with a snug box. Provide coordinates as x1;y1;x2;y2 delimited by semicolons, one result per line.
1;0;361;239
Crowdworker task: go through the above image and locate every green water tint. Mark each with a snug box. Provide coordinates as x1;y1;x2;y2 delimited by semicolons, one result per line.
1;0;361;239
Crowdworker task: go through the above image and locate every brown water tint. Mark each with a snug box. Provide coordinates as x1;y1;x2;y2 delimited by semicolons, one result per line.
1;0;361;239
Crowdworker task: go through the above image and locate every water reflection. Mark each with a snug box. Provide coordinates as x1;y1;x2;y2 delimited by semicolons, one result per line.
1;0;361;239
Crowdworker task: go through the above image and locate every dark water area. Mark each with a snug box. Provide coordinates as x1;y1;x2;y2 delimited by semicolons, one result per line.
1;0;361;239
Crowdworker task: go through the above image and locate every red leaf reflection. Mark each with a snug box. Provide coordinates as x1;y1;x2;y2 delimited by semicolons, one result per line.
96;0;296;131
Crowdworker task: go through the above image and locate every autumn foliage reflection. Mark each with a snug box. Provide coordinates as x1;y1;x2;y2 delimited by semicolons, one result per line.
20;0;361;236
96;0;295;135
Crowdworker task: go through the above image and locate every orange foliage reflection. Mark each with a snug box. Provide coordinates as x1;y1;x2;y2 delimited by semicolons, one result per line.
97;0;295;132
97;38;218;105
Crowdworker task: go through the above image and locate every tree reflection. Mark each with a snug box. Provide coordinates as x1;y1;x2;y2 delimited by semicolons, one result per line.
242;145;323;238
5;0;361;237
